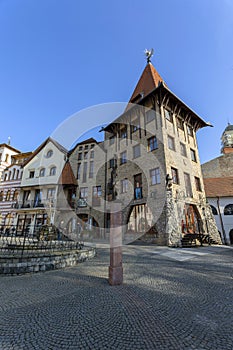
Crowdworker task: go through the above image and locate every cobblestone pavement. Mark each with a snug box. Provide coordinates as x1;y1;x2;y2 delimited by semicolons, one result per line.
0;244;232;350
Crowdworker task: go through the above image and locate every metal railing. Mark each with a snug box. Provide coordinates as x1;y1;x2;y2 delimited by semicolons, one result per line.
0;224;83;257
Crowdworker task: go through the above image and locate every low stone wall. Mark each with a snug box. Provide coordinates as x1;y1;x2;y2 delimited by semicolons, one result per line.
0;247;96;276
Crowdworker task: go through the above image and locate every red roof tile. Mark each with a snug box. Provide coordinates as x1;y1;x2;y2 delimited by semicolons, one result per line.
129;63;164;103
203;177;233;197
59;161;77;186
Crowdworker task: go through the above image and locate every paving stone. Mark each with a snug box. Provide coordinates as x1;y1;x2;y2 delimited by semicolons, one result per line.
0;245;232;349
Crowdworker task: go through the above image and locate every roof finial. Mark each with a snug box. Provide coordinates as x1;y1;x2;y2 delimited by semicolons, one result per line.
7;136;11;145
144;48;154;63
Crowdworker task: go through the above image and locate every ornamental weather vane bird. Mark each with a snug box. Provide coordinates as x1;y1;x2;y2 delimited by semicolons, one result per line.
144;48;154;63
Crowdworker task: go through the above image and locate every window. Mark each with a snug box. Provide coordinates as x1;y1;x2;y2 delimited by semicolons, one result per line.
29;170;35;178
109;158;116;168
12;169;16;180
180;142;187;157
224;204;233;215
109;136;115;145
210;205;218;215
190;149;197;162
5;154;9;162
8;171;11;180
79;146;83;151
84;145;89;150
83;163;87;182
164;109;173;122
168;136;175;150
6;190;11;201
120;151;127;165
0;153;2;161
145;109;155;123
150;168;160;185
120;126;127;139
0;191;3;201
4;174;7;181
89;161;94;178
131;116;140;132
133;144;141;158
134;173;142;200
194;177;202;191
46;150;53;158
92;186;102;205
80;187;88;199
84;152;88;159
13;190;19;201
50;167;56;176
16;170;19;179
148;136;158;151
47;188;56;199
78;153;82;161
39;168;45;177
187;125;193;136
171;167;179;184
176;117;184;130
184;172;193;197
77;163;81;179
92;186;101;206
90;150;94;159
121;179;128;193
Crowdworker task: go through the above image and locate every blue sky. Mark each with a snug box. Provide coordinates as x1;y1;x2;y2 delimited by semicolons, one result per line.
0;0;233;163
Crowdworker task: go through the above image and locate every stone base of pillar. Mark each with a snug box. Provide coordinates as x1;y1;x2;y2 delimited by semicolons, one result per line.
109;266;123;285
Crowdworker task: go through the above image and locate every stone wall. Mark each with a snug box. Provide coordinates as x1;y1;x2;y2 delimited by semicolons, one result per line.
0;247;96;276
202;153;233;178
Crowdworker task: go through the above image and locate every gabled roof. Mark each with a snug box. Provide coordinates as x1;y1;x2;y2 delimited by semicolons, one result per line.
203;177;233;197
58;161;77;186
104;60;210;132
129;62;164;103
22;137;67;167
0;143;21;153
69;137;98;156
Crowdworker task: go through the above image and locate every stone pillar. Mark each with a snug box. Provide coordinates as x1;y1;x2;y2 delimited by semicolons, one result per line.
109;201;123;285
166;189;181;247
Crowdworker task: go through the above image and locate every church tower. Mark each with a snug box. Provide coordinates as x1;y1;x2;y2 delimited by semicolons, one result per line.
221;123;233;154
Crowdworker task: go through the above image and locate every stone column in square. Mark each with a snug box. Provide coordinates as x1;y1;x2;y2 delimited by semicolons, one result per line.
109;201;123;285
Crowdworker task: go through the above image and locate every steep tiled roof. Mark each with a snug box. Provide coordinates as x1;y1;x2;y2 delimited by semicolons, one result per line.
59;161;77;186
203;177;233;197
129;62;164;103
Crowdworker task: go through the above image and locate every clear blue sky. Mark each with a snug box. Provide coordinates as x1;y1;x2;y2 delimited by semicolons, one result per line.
0;0;233;163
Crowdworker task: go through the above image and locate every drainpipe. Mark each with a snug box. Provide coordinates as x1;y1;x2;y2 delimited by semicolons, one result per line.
216;196;227;245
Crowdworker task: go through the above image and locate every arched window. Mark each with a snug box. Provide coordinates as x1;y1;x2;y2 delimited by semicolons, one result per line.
50;166;56;176
6;190;11;201
224;204;233;215
16;170;19;179
0;191;3;201
210;205;218;215
12;168;16;180
13;190;19;201
8;171;11;180
39;168;45;177
46;150;53;158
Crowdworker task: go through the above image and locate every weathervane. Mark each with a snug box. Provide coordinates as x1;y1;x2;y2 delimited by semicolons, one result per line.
144;48;154;63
